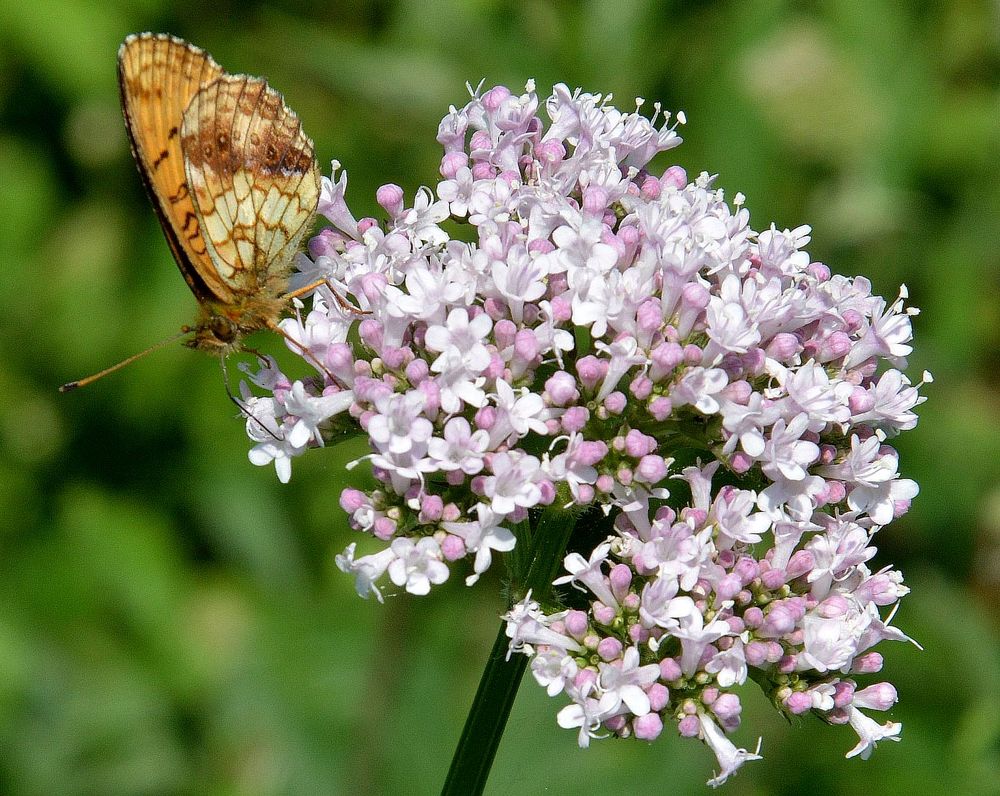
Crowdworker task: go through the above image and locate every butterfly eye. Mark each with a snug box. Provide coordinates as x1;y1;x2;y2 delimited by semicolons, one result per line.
209;315;237;343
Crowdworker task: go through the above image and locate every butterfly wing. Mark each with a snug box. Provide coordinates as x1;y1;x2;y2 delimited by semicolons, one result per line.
179;75;321;294
117;33;236;305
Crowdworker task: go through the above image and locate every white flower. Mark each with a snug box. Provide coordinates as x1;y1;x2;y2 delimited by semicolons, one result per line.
436;166;475;217
843;288;914;369
317;162;359;238
387;537;450;595
799;611;865;673
553;542;617;608
759;413;820;482
503;592;582;659
425;307;493;412
481;451;543;515
777;360;853;432
596;646;660;716
666;596;733;676
441;503;516;585
698;712;762;788
368;390;433;456
720;392;772;456
335;543;395;602
703;274;760;364
844;706;902;759
490;243;548;323
556;682;611;749
706;637;748;688
487;380;551;448
818;435;919;524
427;416;490;474
530;648;578;697
395;186;449;245
670;367;729;415
247;426;305;484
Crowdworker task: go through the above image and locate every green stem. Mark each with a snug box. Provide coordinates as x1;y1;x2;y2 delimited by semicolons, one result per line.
441;506;577;796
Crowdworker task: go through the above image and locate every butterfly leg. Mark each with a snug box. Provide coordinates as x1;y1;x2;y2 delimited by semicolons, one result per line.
282;278;370;316
220;356;281;441
265;319;338;384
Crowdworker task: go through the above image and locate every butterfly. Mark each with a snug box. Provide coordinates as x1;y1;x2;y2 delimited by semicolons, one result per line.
61;33;321;390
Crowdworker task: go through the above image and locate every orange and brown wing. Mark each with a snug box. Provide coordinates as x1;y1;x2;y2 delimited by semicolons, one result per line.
180;74;320;291
117;33;235;305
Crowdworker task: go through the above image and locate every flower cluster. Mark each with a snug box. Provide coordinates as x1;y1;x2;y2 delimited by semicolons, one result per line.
239;81;927;786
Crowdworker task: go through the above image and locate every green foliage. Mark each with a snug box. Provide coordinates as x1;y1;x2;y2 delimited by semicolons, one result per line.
1;1;997;793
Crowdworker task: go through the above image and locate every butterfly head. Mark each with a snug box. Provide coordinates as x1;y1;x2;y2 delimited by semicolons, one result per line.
186;312;240;354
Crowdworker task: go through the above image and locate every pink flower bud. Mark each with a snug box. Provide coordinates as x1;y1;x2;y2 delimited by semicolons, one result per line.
785;691;813;715
628;622;649;643
339;488;368;512
661;165;687;189
604;391;626;414
640;175;662;199
648;396;673;421
785;550;814;579
440;535;466;560
535;139;566;165
597;637;623;661
833;681;856;708
659;658;682;682
808;262;831;281
729;451;753;473
471;161;495;180
439;151;467;178
481;85;512;110
854;682;897;711
683;344;703;365
309;228;341;258
712;692;742;732
850;652;884;674
677;714;700;737
564;610;589;639
419;494;443;522
576;355;606;391
766;332;800;362
583;185;609;216
561;406;589;433
744;641;768;666
636;455;668;484
817;594;849;618
513;329;539;361
609;564;632;601
575;440;609;467
761;568;787;590
593;602;617;625
633;713;663;740
376;183;404;217
629;374;653;399
373;517;396;540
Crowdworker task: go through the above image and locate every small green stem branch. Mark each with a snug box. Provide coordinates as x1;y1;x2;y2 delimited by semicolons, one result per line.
441;506;577;796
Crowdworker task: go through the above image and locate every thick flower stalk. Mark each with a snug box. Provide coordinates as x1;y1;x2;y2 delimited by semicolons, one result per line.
239;81;928;787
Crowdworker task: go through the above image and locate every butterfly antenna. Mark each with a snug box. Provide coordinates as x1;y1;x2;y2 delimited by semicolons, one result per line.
59;327;194;393
220;356;280;441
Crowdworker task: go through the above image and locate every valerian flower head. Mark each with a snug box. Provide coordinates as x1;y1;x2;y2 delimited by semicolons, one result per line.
240;81;927;787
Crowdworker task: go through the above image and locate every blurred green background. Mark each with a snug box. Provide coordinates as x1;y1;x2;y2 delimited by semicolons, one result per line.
1;1;998;793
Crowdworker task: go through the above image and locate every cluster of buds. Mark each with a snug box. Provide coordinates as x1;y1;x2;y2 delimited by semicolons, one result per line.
239;80;927;786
